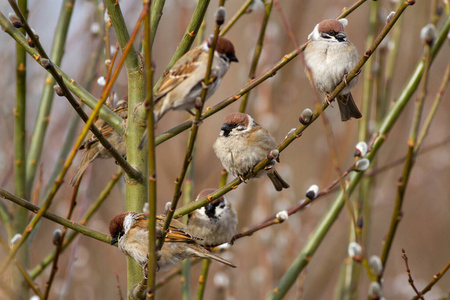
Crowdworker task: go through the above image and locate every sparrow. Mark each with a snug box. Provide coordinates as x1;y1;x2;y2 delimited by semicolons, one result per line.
109;212;236;273
70;99;127;186
213;113;290;192
303;19;362;121
187;189;238;247
139;36;238;149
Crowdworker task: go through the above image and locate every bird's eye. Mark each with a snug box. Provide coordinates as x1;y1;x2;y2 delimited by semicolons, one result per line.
328;31;334;35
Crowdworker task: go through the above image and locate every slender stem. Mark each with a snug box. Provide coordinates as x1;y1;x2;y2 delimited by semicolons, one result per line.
379;31;433;275
401;249;424;299
28;170;122;279
382;0;404;110
142;1;157;298
340;1;380;297
25;0;75;196
415;63;450;151
195;260;211;300
239;0;273;112
43;185;79;299
12;0;29;297
150;0;166;45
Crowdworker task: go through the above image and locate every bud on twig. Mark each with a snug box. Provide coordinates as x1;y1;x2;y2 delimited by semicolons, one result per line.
368;281;382;298
10;233;22;246
53;85;64;96
215;6;227;26
421;24;437;46
306;184;319;200
53;229;62;245
299;108;313;125
348;242;362;262
355;158;370;171
97;76;106;86
8;13;22;28
41;58;52;70
165;202;172;213
386;11;396;24
369;255;383;276
355;141;368;157
276;210;289;222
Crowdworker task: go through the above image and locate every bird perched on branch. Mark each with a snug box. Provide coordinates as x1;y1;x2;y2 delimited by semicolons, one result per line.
303;18;362;121
139;36;238;149
213;113;290;192
109;212;236;274
188;189;238;247
70;99;127;186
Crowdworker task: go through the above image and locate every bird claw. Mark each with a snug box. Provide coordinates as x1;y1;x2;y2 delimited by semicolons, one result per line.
325;94;334;107
343;74;349;86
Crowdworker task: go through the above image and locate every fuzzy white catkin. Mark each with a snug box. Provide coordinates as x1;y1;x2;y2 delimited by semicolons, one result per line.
30;296;41;300
276;210;289;222
306;184;319;199
355;141;368;157
10;233;22;246
355;158;370;171
348;242;362;258
368;281;382;297
97;76;106;86
369;255;383;276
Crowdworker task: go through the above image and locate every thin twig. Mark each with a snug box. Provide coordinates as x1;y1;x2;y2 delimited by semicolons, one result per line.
401;249;424;300
43;182;79;299
412;261;450;300
239;0;274;112
379;25;433;275
142;1;157;298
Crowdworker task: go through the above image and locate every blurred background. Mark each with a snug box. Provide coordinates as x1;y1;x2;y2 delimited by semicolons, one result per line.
0;0;449;299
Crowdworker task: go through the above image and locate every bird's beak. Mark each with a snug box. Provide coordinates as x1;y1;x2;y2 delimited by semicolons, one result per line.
110;237;118;245
230;55;238;63
220;124;233;137
335;32;347;42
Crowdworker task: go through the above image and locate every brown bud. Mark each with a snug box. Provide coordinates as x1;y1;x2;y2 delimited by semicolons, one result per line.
8;13;22;28
53;229;62;245
53;85;64;96
299;108;313;125
215;6;227;26
41;58;52;70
